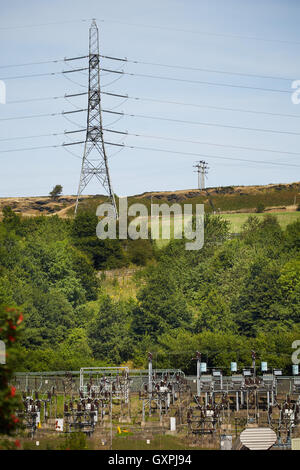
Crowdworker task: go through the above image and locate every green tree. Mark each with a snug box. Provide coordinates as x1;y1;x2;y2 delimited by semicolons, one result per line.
195;289;236;333
133;268;191;338
56;329;93;369
49;184;63;199
2;206;21;230
88;296;134;363
72;212;126;269
233;257;282;335
284;220;300;251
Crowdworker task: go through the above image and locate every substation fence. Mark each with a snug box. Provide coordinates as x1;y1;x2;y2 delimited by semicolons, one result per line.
12;372;298;395
12;369;186;394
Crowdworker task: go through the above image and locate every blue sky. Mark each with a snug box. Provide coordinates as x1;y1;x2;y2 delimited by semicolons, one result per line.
0;0;300;197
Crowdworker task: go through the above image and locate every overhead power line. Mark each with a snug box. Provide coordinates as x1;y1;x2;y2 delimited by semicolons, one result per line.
61;141;300;168
100;55;298;82
1;140;299;168
105;142;300;168
0;58;64;69
5;91;300;122
1;52;298;83
0;18;92;31
2;127;300;159
0;67;88;81
3;107;300;138
94;17;300;46
103;129;300;158
1;67;292;94
7;95;65;104
0;144;61;153
0;132;64;142
102;109;300;137
105;92;300;120
1;71;62;80
101;68;291;94
0;112;61;121
1;16;300;47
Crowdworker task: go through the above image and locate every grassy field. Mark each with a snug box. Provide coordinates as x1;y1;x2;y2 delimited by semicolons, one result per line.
220;211;300;233
112;433;200;450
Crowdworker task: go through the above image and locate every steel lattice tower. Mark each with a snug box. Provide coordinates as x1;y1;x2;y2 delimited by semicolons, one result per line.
75;20;118;217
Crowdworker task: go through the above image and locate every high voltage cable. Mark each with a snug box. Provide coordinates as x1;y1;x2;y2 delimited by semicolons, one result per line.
1;71;62;80
101;68;291;94
0;19;92;31
102;129;300;158
7;95;65;104
105;92;300;120
1;67;88;81
103;142;300;168
0;132;65;142
0;55;87;70
100;55;298;82
1;67;292;94
1;52;298;83
94;18;300;46
2;127;300;158
1;140;299;168
0;144;61;153
5;91;300;122
1;16;300;47
0;112;61;121
3;108;300;137
0;58;64;69
102;109;300;137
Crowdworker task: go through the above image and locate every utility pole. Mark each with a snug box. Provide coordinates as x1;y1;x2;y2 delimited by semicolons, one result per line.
148;352;153;417
193;161;209;190
75;19;118;217
196;351;201;397
251;350;256;378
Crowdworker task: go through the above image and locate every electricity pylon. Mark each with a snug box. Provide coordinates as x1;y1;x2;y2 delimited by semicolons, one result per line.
75;19;118;217
193;161;209;190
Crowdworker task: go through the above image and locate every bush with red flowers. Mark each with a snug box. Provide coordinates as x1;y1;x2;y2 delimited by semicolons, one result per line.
0;305;23;444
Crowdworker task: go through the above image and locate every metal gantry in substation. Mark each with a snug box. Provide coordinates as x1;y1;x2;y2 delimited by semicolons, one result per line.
63;395;99;435
63;367;131;434
79;367;130;404
16;389;56;438
139;353;190;423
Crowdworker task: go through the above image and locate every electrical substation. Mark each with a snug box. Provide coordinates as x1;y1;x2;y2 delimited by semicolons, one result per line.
11;353;300;449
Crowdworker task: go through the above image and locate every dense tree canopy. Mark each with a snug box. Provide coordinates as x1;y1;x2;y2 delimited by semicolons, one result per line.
0;209;299;373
